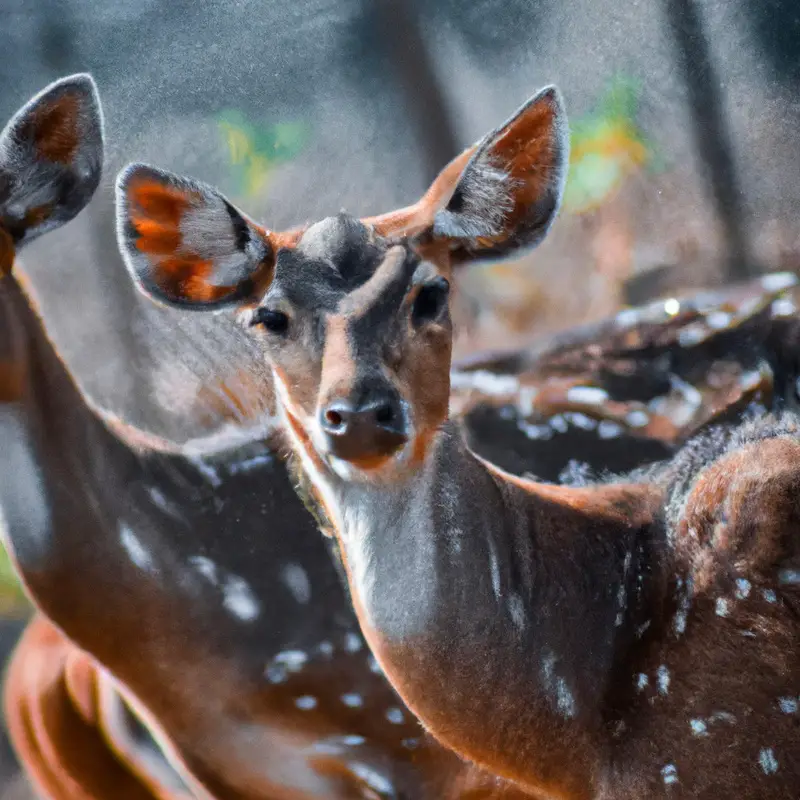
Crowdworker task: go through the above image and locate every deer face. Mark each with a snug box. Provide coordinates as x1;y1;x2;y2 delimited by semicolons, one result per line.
0;74;104;276
116;86;569;482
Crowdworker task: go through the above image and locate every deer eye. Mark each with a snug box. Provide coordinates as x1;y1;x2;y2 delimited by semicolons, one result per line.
412;277;450;324
251;307;289;334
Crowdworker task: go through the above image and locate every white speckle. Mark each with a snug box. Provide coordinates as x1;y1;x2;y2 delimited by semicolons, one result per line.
636;620;651;638
550;415;568;433
344;632;363;653
189;555;218;585
678;325;707;347
295;695;317;710
119;524;156;573
317;640;334;657
616;308;640;327
778;568;800;585
518;421;552;440
771;298;797;317
367;655;383;675
626;409;649;428
598;420;623;439
715;597;729;617
188;457;222;487
759;747;779;775
664;298;681;316
402;737;419;750
341;693;363;708
670;375;703;411
673;611;687;635
507;593;526;630
706;311;732;330
761;271;797;292
709;710;736;725
741;629;757;638
227;452;273;474
221;574;260;621
636;673;649;692
739;369;763;390
342;735;365;746
349;763;393;795
281;563;311;604
449;370;519;396
385;707;404;725
734;578;751;600
777;697;798;714
565;386;609;406
556;678;577;719
690;719;708;736
661;763;679;785
762;589;777;604
517;386;538;417
657;665;670;696
489;542;501;599
564;411;597;430
265;649;308;682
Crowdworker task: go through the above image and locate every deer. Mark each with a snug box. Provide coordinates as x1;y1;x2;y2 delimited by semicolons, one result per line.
117;83;800;800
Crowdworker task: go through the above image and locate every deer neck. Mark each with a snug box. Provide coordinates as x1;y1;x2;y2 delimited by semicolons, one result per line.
288;414;665;797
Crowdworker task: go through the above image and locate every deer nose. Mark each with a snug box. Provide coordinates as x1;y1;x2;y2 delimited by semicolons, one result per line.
319;392;408;464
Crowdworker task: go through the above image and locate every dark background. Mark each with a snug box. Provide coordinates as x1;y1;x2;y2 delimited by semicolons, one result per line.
1;0;799;793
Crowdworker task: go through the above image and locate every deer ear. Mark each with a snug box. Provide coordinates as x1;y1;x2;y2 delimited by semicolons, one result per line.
0;73;103;248
116;164;275;310
432;85;569;263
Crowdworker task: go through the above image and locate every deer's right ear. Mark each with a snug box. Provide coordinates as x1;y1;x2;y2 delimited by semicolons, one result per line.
116;165;274;310
0;74;103;249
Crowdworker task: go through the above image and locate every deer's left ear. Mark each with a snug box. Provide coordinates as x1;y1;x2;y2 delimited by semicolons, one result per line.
0;73;104;247
432;85;569;264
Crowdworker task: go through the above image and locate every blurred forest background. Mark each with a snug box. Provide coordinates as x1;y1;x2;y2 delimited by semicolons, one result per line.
1;0;800;792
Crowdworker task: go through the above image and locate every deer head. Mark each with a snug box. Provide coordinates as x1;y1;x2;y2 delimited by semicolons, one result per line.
0;74;103;277
116;86;568;485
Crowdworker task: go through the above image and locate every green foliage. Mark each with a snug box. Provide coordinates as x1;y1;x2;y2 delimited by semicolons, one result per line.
217;110;310;200
0;540;29;618
563;74;663;214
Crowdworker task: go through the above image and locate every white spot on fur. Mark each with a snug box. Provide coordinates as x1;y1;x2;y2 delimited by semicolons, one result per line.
616;308;640;327
759;748;779;774
762;589;777;604
716;597;729;617
771;297;796;317
778;568;800;585
598;421;623;439
735;578;751;600
664;298;680;316
709;711;736;725
657;665;670;696
761;272;797;292
636;673;649;691
344;632;363;653
385;707;404;725
488;541;501;599
341;693;363;708
626;409;649;428
565;412;596;430
317;641;334;657
402;738;419;750
119;524;155;573
690;719;708;736
265;649;308;683
556;678;577;719
368;655;383;675
189;555;218;584
706;310;732;330
778;697;798;714
221;574;259;621
673;611;687;635
508;593;526;630
350;763;394;795
295;695;317;710
281;563;311;604
449;370;520;396
550;415;568;433
566;386;608;406
661;763;679;785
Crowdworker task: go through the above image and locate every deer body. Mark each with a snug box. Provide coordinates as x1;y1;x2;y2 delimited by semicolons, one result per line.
118;83;800;799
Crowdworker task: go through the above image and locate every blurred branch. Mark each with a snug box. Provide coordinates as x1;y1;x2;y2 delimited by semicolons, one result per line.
662;0;755;282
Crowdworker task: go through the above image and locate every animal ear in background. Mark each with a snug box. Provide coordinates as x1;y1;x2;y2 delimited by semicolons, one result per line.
0;73;104;249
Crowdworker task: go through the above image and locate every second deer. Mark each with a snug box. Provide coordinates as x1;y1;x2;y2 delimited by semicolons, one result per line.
118;85;800;799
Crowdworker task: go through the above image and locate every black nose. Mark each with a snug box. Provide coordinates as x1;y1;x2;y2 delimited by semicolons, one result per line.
319;391;408;463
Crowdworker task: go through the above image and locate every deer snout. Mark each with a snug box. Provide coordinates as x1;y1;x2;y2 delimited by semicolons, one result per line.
319;389;408;467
